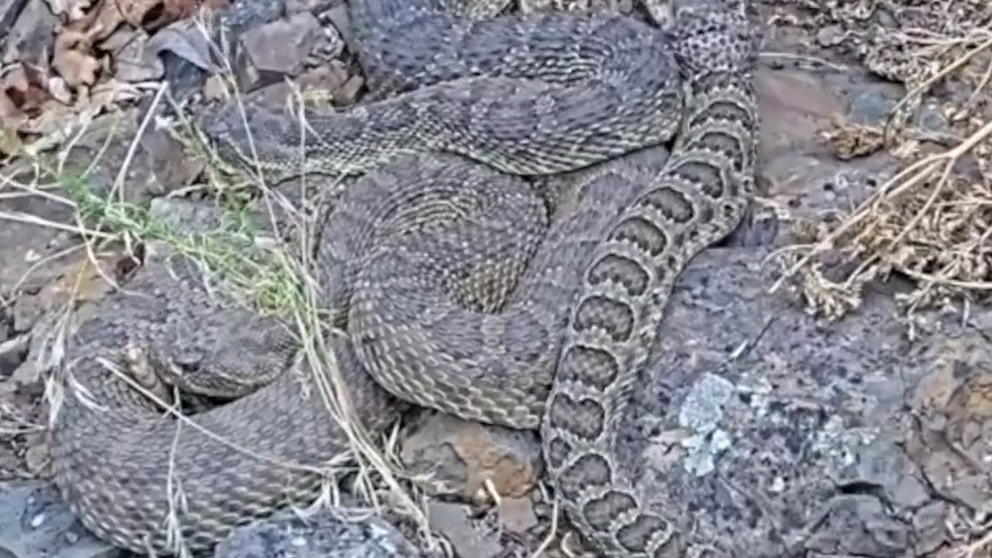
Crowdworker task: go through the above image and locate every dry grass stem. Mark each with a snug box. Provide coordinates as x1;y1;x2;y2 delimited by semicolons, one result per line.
773;15;992;323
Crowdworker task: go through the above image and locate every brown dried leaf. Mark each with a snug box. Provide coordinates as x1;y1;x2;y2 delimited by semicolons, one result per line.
90;0;229;38
52;27;104;87
0;123;24;156
0;63;55;141
45;0;94;20
2;63;53;116
24;78;142;153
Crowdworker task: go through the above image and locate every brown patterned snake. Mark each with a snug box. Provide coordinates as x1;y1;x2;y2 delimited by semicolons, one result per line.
49;0;761;555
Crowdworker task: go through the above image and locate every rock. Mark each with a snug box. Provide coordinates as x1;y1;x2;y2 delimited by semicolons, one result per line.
0;482;125;558
311;15;347;62
149;18;223;99
0;444;22;481
496;496;539;534
6;263;119;392
815;24;845;47
519;0;635;14
0;0;57;65
11;294;44;333
424;497;540;558
151;0;292;102
762;150;892;219
0;169;79;296
549;245;992;558
52;109;200;207
321;4;353;48
237;62;360;109
401;411;542;503
844;85;948;133
104;29;165;83
236;12;324;92
21;440;46;478
426;502;501;558
214;508;425;558
752;61;967;221
754;68;895;219
217;0;287;35
286;0;341;15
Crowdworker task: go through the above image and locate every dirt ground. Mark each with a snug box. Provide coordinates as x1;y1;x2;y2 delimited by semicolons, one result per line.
2;0;992;557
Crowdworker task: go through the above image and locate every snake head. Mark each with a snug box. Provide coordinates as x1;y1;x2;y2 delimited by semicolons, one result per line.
664;0;762;76
153;314;299;399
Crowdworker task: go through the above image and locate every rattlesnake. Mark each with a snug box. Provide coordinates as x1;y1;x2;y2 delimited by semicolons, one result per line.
49;0;760;556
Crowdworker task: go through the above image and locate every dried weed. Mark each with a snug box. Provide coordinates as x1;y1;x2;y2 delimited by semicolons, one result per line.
772;1;992;325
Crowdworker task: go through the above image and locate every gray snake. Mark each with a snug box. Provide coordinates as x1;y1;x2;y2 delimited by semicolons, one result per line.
49;0;761;555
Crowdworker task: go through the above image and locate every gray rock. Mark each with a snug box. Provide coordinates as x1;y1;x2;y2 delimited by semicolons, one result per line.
214;509;425;558
236;12;324;91
0;165;78;296
845;85;948;133
598;246;992;557
217;0;287;36
40;109;199;214
425;502;501;558
0;0;55;65
0;482;125;558
157;0;287;99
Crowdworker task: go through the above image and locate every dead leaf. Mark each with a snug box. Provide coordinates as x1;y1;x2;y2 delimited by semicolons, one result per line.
45;0;94;20
1;63;53;117
23;78;142;153
91;0;229;40
52;27;104;87
0;62;55;143
0;124;24;156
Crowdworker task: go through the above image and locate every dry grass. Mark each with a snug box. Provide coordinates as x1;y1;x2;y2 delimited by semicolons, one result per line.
771;2;992;332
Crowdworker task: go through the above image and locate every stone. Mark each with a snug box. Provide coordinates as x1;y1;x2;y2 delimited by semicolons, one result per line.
0;482;125;558
237;12;323;91
214;508;426;558
401;411;542;503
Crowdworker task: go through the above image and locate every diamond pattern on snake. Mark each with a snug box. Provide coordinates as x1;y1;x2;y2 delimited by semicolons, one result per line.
49;0;761;555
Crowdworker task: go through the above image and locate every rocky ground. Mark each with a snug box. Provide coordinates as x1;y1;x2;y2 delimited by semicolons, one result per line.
1;0;992;557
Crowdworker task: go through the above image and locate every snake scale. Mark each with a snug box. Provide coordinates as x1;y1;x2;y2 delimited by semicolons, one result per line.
49;0;760;556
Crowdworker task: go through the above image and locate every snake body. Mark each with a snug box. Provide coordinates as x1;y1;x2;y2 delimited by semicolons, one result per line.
542;10;761;554
49;0;761;555
205;0;684;182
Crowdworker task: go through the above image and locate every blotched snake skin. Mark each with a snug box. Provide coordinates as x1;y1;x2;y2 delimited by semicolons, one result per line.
49;0;761;555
